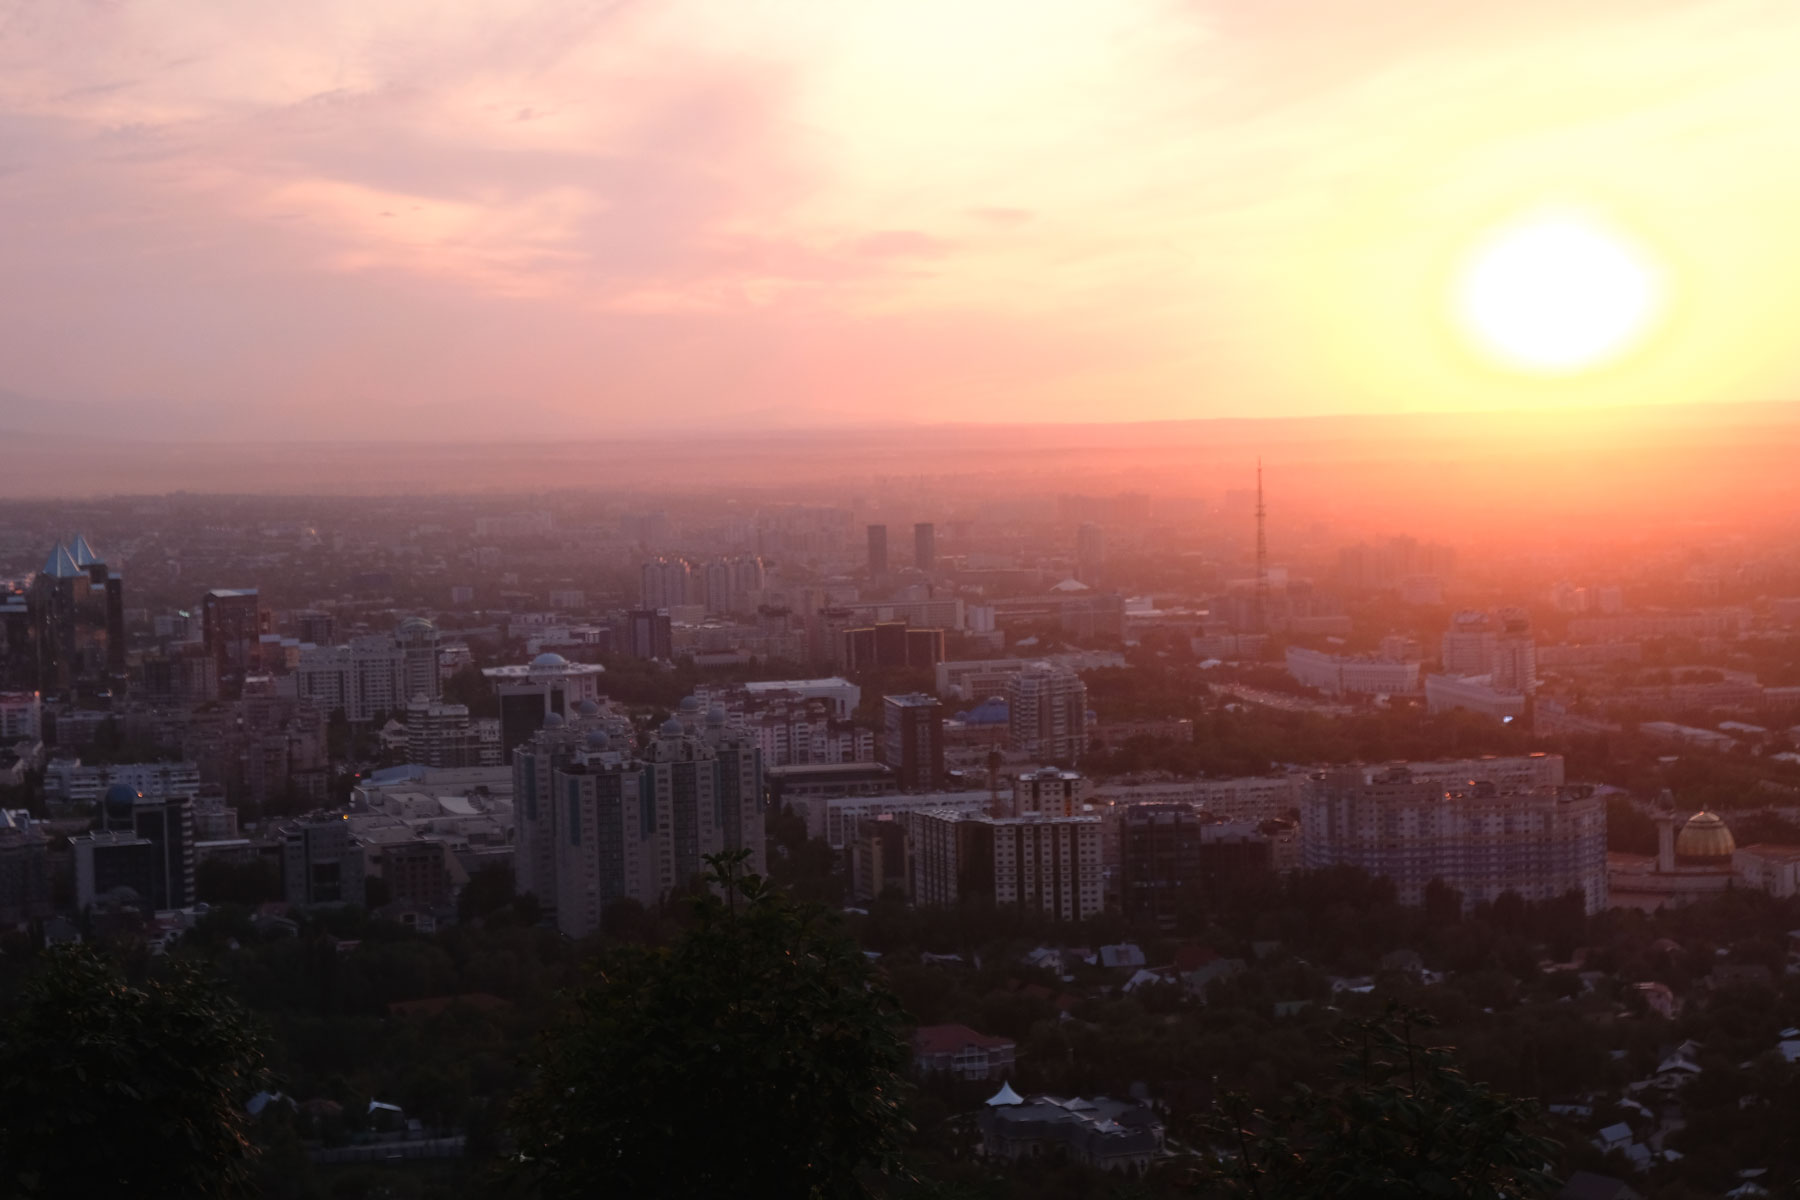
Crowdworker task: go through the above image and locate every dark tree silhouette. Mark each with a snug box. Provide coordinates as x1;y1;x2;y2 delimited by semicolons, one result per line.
0;947;268;1199
1194;1005;1557;1199
508;850;911;1198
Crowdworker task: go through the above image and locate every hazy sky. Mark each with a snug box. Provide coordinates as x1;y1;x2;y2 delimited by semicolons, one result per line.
4;0;1800;439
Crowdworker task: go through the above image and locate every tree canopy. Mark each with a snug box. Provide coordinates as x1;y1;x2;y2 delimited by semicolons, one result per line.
508;850;912;1198
0;946;268;1199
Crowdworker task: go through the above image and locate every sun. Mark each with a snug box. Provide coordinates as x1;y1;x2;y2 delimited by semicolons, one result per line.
1455;211;1664;374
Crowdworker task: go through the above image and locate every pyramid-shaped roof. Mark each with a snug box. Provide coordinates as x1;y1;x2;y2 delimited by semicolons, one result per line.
66;533;100;567
40;542;83;579
986;1081;1024;1107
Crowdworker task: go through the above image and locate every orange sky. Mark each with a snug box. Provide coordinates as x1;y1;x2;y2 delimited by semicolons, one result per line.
3;0;1799;439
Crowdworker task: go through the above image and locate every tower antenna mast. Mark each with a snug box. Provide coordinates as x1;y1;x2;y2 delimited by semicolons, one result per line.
1255;459;1269;632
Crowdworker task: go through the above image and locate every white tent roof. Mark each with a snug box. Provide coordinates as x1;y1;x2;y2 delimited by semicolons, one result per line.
986;1081;1024;1107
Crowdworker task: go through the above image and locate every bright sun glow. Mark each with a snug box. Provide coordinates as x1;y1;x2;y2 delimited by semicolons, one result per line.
1456;212;1664;374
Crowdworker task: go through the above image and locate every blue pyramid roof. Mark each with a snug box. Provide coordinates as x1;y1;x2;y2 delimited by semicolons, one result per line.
66;533;100;567
40;542;83;579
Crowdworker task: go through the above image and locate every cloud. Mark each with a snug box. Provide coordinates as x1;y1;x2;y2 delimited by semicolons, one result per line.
0;0;1797;438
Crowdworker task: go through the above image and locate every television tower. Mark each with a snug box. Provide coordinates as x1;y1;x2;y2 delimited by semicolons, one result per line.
1254;459;1269;632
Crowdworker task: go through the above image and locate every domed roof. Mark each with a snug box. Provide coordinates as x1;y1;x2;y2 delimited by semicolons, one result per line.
586;730;611;750
397;616;436;636
678;695;702;713
576;698;601;716
530;652;569;670
103;782;140;810
706;704;728;727
1676;810;1736;860
543;711;566;729
659;716;685;738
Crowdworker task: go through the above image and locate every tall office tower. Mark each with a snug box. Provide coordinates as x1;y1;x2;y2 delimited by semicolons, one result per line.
1075;523;1106;584
395;616;442;702
31;536;126;692
882;693;944;791
867;524;888;577
482;653;608;761
203;587;268;677
1491;607;1537;694
280;815;367;907
1014;766;1084;817
1300;766;1607;913
0;587;31;690
639;557;692;609
914;523;936;572
1006;667;1089;762
97;782;195;910
1440;610;1497;676
622;608;673;660
905;808;1104;920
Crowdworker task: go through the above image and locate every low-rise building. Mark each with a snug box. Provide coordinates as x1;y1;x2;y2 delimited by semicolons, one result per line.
912;1024;1016;1080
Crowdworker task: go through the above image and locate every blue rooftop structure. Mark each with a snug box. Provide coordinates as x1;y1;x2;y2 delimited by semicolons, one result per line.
40;542;83;579
66;533;100;567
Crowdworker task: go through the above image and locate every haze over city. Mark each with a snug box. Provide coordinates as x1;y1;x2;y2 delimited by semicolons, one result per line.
7;3;1800;1199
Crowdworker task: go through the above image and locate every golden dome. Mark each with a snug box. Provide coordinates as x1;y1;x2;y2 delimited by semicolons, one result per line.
1675;810;1736;860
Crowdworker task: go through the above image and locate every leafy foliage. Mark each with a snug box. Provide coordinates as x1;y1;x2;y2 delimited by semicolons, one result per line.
1193;1005;1557;1200
508;850;912;1198
0;946;268;1199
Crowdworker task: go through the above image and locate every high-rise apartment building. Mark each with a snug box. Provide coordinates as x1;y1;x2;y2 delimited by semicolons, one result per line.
1300;766;1606;913
1440;610;1497;676
882;693;944;791
906;808;1103;921
702;556;767;616
867;525;888;577
1076;523;1105;583
640;557;693;609
1006;667;1089;761
914;523;936;572
1118;806;1273;927
1013;766;1084;816
515;705;765;937
290;618;440;722
1491;607;1537;694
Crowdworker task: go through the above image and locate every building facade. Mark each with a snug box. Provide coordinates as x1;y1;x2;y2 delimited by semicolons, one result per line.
1300;766;1607;913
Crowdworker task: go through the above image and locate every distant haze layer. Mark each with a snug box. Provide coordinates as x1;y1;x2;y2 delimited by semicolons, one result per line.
6;403;1796;549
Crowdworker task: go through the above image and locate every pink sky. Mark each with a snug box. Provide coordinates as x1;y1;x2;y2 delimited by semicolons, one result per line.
4;0;1800;440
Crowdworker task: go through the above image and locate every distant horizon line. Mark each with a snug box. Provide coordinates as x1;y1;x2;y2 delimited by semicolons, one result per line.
6;395;1796;447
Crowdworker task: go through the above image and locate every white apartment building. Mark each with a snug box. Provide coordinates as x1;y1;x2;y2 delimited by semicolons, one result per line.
292;623;438;723
813;790;993;848
1285;647;1421;696
0;692;41;742
1007;666;1089;760
1300;765;1606;913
